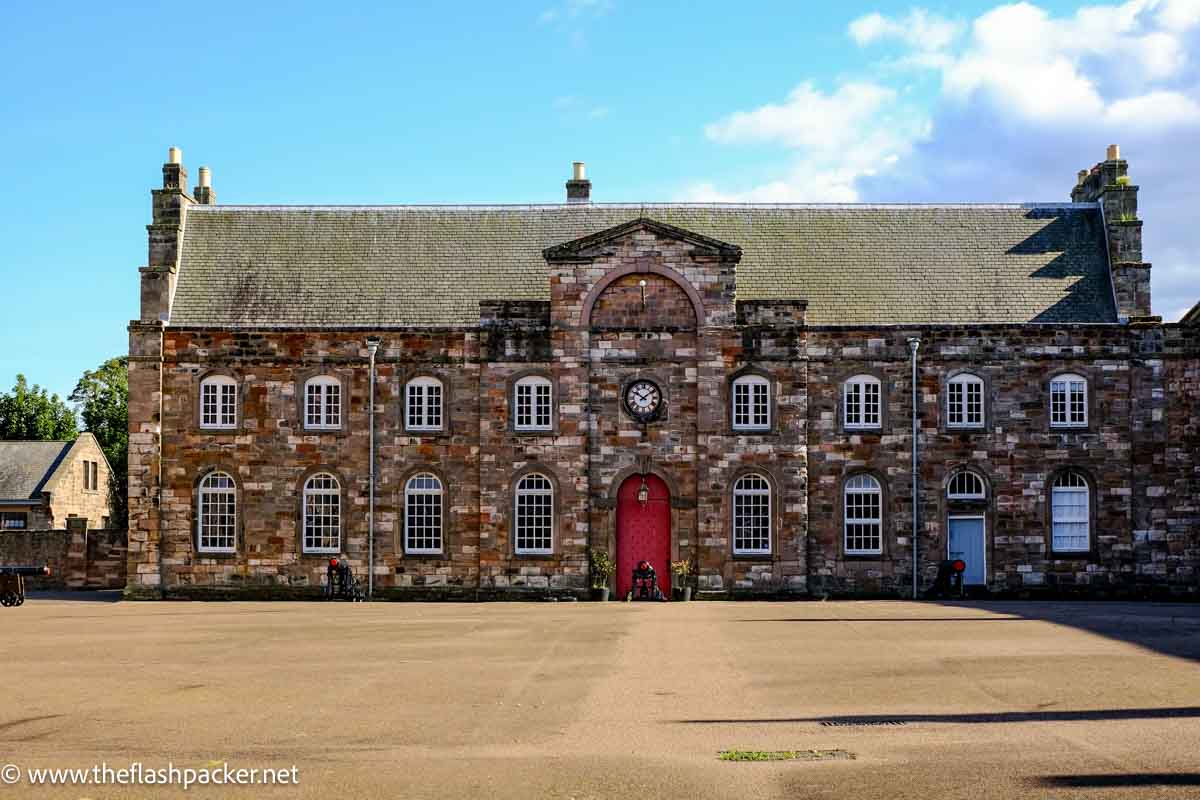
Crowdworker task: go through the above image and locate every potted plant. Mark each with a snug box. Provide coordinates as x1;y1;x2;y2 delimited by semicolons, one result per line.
589;550;614;601
670;559;694;601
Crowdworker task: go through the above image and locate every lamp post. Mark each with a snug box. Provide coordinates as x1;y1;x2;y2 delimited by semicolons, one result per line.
366;337;380;599
907;337;921;600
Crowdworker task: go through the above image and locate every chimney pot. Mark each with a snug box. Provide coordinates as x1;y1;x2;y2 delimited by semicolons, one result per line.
198;166;211;188
168;146;182;164
565;161;592;204
1106;144;1120;161
573;161;586;181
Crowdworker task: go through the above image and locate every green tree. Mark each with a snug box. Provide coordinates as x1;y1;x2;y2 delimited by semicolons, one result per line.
0;375;78;441
70;358;128;528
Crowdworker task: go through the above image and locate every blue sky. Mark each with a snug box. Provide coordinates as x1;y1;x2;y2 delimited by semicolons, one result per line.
2;0;1198;401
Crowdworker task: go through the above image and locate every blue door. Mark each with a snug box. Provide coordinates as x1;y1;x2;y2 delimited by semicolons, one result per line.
948;517;986;585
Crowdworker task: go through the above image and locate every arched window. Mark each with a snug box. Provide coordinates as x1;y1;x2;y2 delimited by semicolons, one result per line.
732;375;771;431
843;375;882;430
514;473;553;554
946;373;985;428
405;473;444;554
302;473;341;554
1051;472;1090;552
946;470;986;500
200;375;238;429
514;376;553;431
844;474;883;555
197;471;236;553
304;376;341;430
1050;374;1088;428
406;377;444;432
732;474;772;554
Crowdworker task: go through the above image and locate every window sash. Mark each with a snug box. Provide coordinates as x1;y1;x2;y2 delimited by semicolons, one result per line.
1051;485;1089;551
198;486;236;553
1050;379;1087;426
405;482;444;553
733;484;771;554
306;381;341;429
200;381;237;428
1;513;27;530
733;379;770;430
844;380;881;428
515;381;552;431
515;484;553;554
407;382;444;431
303;485;341;553
844;486;882;554
947;378;984;427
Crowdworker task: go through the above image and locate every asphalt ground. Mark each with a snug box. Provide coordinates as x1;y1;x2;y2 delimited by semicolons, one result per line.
2;596;1199;799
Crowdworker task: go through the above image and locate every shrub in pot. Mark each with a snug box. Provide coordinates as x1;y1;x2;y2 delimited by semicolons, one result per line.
589;550;614;601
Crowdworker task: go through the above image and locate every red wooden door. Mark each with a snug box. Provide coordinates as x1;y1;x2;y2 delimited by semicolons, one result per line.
615;474;671;599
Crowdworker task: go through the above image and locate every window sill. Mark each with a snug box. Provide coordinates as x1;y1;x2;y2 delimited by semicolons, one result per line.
843;426;882;433
196;550;239;559
513;551;556;559
1050;425;1089;431
1049;549;1093;560
401;551;450;561
946;425;986;432
198;426;238;433
732;552;774;561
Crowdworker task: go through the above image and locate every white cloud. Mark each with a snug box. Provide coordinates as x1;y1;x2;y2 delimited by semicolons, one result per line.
692;1;1200;315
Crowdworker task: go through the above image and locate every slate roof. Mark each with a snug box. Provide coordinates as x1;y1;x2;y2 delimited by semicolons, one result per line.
0;441;72;501
169;203;1117;327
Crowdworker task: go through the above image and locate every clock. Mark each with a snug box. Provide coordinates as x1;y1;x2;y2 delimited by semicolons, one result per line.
624;379;664;423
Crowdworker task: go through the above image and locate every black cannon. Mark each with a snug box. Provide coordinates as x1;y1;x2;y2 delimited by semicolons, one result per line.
629;560;665;602
928;559;967;600
324;558;365;602
0;566;51;607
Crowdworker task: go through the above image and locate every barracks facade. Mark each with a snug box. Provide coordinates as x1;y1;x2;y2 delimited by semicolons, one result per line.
126;147;1200;599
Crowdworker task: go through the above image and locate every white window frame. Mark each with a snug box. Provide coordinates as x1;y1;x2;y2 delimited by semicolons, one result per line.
302;473;342;554
304;376;342;431
514;473;553;555
732;375;771;431
1049;373;1088;428
199;375;238;430
843;375;882;430
1;512;28;530
844;474;883;555
514;376;553;432
946;373;985;429
946;470;986;501
732;474;772;555
406;377;445;432
404;473;444;554
197;471;237;554
1051;472;1090;553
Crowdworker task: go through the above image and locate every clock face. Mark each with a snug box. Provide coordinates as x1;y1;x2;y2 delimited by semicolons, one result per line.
624;379;663;423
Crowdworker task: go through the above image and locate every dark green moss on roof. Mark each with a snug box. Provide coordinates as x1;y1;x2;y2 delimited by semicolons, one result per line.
169;204;1117;327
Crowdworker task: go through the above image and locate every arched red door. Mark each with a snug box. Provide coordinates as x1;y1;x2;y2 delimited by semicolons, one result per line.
616;474;671;599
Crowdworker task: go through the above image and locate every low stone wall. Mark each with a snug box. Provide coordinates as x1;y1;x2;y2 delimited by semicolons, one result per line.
0;525;127;590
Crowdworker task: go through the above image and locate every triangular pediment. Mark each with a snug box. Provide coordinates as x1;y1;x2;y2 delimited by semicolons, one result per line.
542;217;742;261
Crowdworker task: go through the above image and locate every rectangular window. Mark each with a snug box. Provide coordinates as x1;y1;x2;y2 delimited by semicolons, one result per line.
407;381;444;431
844;379;881;429
515;380;552;431
1;512;28;530
198;491;236;552
947;378;984;427
1050;378;1087;427
733;487;771;553
733;379;770;430
303;491;341;553
306;381;341;429
201;381;237;429
1051;487;1089;552
90;461;99;491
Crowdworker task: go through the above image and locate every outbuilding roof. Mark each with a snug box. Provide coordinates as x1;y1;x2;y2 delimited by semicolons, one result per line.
169;203;1117;327
0;441;73;501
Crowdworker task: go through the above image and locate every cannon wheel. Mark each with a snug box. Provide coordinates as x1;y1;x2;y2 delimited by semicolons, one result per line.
0;592;17;607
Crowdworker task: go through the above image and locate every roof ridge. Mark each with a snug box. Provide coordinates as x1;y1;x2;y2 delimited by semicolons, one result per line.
187;202;1099;212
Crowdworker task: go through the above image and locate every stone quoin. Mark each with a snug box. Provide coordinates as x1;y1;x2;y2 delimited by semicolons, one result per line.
126;148;1200;599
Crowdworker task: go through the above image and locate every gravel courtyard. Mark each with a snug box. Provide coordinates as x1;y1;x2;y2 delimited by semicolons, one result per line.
3;597;1199;799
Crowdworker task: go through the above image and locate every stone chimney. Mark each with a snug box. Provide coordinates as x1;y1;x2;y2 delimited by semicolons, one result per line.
193;165;216;205
139;146;193;323
1071;144;1154;322
566;162;591;204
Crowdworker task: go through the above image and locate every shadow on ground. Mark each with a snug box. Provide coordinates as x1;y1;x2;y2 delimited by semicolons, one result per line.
1035;774;1200;788
673;707;1200;726
25;590;122;603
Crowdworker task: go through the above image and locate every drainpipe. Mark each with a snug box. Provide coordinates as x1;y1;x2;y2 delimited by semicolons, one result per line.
907;337;921;599
366;337;381;599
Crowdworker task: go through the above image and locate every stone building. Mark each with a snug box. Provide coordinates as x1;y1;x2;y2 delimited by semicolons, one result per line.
0;434;113;530
127;147;1200;599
